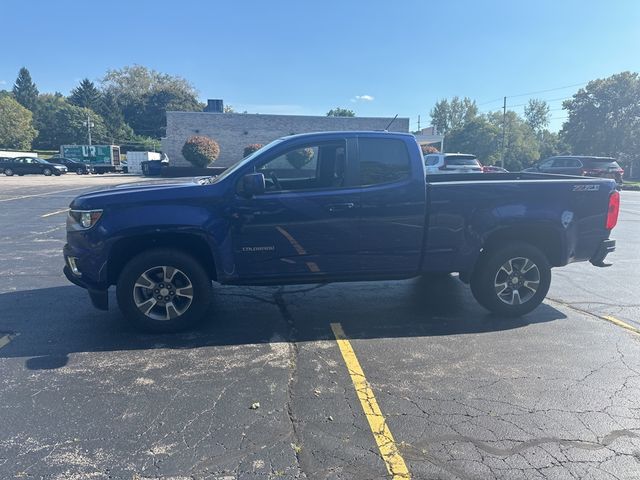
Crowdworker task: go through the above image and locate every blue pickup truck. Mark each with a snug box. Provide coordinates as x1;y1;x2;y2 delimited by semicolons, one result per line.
63;131;619;332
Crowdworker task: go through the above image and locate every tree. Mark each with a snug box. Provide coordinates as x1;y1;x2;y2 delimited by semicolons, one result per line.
538;130;567;160
486;110;540;170
33;95;107;149
69;79;102;111
224;105;235;113
182;136;220;167
95;90;134;144
445;116;501;164
101;65;202;138
561;71;640;162
524;98;550;135
442;110;541;170
12;67;39;111
0;96;38;150
429;96;477;133
131;87;202;139
326;107;355;117
243;143;263;157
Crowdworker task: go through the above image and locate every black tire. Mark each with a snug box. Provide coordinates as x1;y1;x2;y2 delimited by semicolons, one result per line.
4;168;13;176
116;249;213;333
76;169;83;175
43;168;52;176
470;242;551;317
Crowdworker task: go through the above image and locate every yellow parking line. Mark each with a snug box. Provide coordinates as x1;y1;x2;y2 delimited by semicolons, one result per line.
601;315;640;336
41;208;70;218
330;323;410;479
547;298;640;337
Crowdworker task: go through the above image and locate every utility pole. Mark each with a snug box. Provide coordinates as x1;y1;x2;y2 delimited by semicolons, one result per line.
500;96;507;169
84;113;94;146
417;114;421;131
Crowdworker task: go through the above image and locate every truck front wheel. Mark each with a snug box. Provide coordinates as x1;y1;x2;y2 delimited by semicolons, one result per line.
116;249;212;332
470;243;551;317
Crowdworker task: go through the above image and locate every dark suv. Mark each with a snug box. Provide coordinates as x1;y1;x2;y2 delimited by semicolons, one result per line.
48;156;91;174
524;156;624;184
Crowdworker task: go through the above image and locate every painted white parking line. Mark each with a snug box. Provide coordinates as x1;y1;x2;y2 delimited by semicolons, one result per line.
0;334;17;350
41;208;71;218
0;186;91;203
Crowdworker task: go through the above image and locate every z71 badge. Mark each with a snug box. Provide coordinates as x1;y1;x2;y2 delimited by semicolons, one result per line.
573;184;600;191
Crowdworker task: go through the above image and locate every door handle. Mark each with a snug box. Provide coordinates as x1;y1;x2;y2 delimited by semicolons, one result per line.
327;202;355;212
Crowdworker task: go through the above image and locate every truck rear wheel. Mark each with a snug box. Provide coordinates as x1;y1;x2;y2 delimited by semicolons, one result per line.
116;249;212;333
470;243;551;317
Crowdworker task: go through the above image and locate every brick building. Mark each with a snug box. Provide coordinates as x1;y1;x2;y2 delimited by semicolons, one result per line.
161;109;410;167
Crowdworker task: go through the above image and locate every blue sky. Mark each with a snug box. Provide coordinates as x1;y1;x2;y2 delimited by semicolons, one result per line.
2;0;639;131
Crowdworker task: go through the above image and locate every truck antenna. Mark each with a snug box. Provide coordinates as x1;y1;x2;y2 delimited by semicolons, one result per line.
384;114;398;132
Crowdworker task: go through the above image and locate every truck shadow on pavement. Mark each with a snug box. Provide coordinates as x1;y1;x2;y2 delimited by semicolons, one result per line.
0;274;566;370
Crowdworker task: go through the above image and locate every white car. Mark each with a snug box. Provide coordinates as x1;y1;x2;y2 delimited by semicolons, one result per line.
424;153;483;174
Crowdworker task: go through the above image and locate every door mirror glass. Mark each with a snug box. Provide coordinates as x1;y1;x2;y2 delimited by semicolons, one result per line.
242;173;266;197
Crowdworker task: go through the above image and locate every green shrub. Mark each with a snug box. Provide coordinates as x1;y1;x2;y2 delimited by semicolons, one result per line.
286;147;314;169
243;143;263;157
181;135;220;167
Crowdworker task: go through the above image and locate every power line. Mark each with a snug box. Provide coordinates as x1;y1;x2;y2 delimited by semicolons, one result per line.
477;81;588;105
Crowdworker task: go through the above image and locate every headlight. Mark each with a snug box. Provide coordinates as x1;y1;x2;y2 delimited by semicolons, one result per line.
67;209;103;231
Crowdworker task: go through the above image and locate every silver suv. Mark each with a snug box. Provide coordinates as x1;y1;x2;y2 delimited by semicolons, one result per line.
424;153;482;174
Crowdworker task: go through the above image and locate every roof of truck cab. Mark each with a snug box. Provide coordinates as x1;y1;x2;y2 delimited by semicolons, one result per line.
279;131;415;141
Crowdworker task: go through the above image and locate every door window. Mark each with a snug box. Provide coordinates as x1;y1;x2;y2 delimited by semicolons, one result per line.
358;138;411;186
564;159;582;168
255;141;347;193
425;155;439;166
539;159;555;169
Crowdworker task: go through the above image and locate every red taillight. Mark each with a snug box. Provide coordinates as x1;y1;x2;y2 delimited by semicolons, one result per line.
606;190;620;230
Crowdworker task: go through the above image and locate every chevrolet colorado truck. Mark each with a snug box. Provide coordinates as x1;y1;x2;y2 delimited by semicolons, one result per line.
63;131;619;332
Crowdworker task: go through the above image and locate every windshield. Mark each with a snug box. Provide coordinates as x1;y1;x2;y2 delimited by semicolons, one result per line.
210;138;284;183
445;155;480;166
587;158;621;168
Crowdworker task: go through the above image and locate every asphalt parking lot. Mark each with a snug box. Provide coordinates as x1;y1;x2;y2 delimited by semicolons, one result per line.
1;174;639;480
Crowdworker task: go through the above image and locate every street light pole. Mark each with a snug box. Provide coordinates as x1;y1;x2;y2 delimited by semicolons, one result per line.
500;96;506;169
84;113;94;146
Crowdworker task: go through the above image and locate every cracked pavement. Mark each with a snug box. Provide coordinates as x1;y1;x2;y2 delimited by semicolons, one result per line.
0;177;639;479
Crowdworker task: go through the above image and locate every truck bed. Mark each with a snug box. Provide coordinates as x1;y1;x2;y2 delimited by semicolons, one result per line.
423;172;617;274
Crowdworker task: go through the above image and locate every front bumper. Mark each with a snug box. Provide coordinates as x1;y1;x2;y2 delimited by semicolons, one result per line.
590;239;616;267
63;264;109;311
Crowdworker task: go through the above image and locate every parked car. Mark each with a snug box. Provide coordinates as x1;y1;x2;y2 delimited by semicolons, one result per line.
0;156;67;176
48;156;91;174
482;165;509;173
524;156;624;184
425;153;483;174
63;131;619;333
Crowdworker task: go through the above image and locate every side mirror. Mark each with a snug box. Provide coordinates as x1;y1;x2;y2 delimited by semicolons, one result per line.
242;172;266;197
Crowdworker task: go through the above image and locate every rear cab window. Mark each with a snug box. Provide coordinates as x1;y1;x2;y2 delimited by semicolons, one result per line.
358;137;411;186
